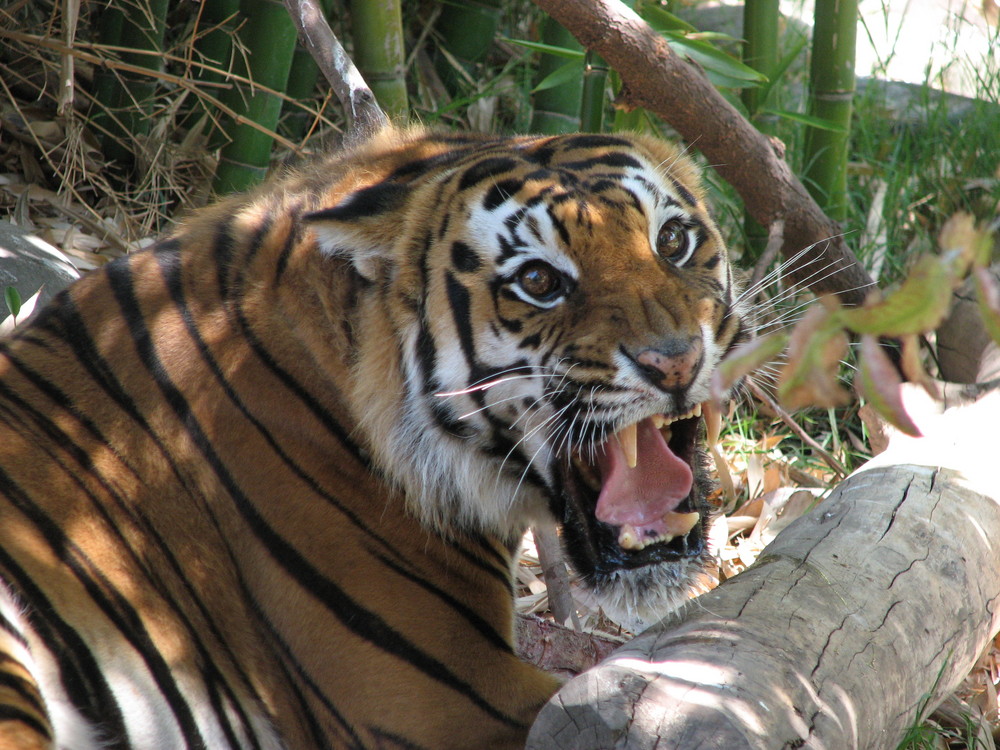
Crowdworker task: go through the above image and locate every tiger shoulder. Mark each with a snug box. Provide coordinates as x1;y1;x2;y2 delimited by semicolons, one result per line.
0;128;749;749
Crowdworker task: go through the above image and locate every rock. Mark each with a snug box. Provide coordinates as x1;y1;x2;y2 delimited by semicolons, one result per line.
0;221;80;321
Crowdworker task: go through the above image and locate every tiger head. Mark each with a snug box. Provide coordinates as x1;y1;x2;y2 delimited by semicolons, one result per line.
306;131;748;627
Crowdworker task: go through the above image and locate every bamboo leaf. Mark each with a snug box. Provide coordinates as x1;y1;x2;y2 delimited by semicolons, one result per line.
664;33;767;84
756;34;808;104
638;4;698;33
503;38;585;60
4;287;21;319
532;59;584;93
759;107;847;132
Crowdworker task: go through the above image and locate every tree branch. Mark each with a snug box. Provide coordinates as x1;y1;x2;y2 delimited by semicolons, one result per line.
282;0;388;142
531;0;875;305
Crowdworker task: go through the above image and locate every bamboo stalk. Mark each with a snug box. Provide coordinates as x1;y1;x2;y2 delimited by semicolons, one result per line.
741;0;780;123
185;0;240;133
579;50;609;132
348;0;408;120
105;0;168;167
741;0;780;256
212;0;298;195
530;17;583;134
803;0;858;221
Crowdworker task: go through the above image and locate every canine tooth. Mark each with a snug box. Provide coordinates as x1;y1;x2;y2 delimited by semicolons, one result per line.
692;403;702;418
651;414;666;430
663;510;700;536
618;422;638;468
662;426;672;442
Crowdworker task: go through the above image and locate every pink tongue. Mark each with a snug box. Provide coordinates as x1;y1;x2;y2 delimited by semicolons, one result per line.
594;417;693;527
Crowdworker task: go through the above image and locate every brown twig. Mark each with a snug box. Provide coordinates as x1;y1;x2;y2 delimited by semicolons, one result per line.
747;378;848;478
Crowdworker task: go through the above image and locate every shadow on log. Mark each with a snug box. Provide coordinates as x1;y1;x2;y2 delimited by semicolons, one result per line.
529;378;1000;748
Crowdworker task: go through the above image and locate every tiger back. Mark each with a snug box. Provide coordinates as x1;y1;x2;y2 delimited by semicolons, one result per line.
0;128;748;749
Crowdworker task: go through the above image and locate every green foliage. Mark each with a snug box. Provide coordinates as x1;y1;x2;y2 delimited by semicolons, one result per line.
3;287;21;321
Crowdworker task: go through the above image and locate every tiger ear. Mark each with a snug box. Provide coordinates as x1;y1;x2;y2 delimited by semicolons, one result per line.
304;181;411;281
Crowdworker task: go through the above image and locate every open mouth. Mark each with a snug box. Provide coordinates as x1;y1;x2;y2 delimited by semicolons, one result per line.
557;403;717;577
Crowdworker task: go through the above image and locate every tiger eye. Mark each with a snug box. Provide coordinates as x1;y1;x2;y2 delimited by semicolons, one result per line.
657;219;689;261
517;261;562;301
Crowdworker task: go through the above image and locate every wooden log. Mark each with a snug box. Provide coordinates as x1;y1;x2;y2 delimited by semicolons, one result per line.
528;386;1000;749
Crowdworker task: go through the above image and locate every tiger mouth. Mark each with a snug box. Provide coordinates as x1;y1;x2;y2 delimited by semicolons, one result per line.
558;405;712;576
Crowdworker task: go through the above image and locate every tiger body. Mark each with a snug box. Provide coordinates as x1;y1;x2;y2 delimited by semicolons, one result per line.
0;129;747;749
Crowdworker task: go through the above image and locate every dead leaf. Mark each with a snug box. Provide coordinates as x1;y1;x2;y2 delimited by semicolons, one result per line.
857;335;921;437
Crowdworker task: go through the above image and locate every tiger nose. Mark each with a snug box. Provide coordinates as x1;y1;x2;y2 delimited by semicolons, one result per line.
633;337;703;393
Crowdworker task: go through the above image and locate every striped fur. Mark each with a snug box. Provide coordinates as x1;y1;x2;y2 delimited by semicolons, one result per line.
0;128;747;748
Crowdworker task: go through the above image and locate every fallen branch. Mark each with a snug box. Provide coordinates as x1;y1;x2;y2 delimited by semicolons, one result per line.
528;380;1000;748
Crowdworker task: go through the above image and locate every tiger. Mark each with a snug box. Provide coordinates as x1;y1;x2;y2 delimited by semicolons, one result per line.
0;127;748;749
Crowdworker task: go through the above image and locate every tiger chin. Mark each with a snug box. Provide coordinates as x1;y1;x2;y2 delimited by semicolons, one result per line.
0;127;748;749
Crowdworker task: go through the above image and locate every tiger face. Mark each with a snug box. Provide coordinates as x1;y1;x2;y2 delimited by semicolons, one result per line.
309;131;748;626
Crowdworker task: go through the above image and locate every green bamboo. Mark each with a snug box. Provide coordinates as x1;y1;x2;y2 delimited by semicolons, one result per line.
94;0;168;168
741;0;780;256
803;0;859;221
530;17;582;134
741;0;780;125
183;0;240;132
90;4;124;142
579;50;609;132
212;0;298;195
348;0;408;120
433;0;503;93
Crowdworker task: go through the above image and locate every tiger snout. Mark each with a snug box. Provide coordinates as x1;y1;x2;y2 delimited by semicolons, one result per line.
627;336;705;394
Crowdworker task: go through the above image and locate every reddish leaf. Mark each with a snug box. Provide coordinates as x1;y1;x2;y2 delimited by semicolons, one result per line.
899;334;939;399
841;254;956;337
974;267;1000;350
857;335;921;437
777;301;851;410
711;332;788;403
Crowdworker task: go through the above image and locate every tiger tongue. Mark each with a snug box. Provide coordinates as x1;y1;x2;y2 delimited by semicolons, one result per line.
593;417;693;528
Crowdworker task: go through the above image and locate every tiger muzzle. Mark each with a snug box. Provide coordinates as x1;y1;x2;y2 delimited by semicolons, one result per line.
630;337;703;394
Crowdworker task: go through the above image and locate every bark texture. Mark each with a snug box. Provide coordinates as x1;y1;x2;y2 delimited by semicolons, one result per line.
528;389;1000;748
531;0;875;305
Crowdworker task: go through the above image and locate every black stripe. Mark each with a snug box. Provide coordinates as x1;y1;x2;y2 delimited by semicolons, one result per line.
559;152;642;171
0;461;207;749
671;176;697;206
0;612;28;647
558;134;633;151
457;157;518;192
481;178;524;211
0;703;52;741
306;181;410;222
372;551;513;654
274;202;304;284
154;247;469;588
0;549;128;745
450;241;481;273
5;305;268;750
108;253;523;730
0;671;47;718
